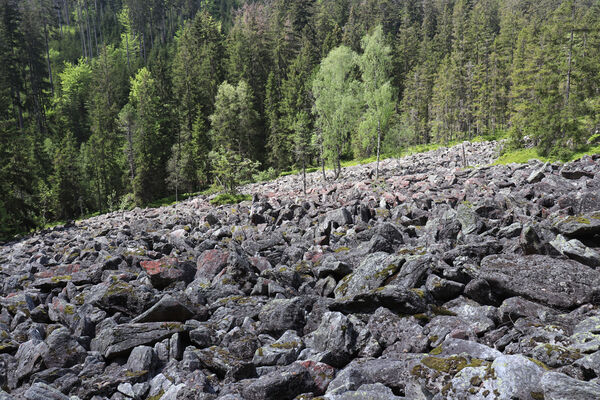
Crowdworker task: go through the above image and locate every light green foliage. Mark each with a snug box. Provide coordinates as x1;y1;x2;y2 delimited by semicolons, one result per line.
313;45;361;178
210;80;259;159
356;25;396;169
55;61;93;142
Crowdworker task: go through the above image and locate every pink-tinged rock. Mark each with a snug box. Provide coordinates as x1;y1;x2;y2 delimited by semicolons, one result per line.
35;264;81;279
381;192;396;206
250;256;272;273
395;193;408;203
303;251;324;265
196;249;229;280
140;257;194;289
298;360;336;395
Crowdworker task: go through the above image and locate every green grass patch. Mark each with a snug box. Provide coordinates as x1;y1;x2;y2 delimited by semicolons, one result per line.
210;193;252;206
492;147;552;165
493;144;600;165
146;192;200;208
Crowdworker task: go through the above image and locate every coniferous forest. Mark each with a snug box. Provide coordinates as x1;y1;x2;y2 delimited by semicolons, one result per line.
1;0;599;238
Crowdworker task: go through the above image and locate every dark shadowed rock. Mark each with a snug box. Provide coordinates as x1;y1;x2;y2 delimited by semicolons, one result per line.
41;327;87;368
132;294;197;323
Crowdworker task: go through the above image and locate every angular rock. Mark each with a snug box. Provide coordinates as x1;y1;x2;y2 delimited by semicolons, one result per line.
140;257;195;289
554;212;600;239
41;327;87;368
541;372;600;400
253;330;304;366
127;345;155;373
91;322;184;359
196;249;230;281
334;253;404;299
24;382;69;400
479;254;600;308
243;362;314;400
132;294;196;323
550;234;600;267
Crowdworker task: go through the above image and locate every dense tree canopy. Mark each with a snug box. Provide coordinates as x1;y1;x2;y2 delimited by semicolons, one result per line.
1;0;599;238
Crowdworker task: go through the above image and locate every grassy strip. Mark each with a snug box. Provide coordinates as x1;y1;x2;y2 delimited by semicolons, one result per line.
210;193;252;206
493;144;600;165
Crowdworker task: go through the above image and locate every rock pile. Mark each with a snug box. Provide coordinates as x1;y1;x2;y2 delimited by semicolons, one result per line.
1;141;600;400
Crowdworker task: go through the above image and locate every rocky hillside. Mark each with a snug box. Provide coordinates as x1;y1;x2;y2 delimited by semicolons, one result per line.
1;142;600;400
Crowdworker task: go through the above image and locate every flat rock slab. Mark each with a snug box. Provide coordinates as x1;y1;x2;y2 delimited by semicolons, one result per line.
91;322;184;359
479;254;600;309
553;212;600;238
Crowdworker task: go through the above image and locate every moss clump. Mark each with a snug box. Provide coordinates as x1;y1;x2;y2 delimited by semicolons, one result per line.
528;357;550;371
420;356;486;374
51;275;72;283
373;264;399;279
63;304;75;315
431;305;457;316
429;346;443;355
147;390;165;400
531;392;545;400
410;288;425;298
334;246;350;253
270;341;300;350
125;370;148;378
470;376;482;386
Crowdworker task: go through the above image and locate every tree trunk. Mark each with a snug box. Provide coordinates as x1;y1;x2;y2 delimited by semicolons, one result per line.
126;119;136;186
319;131;326;182
43;22;54;96
302;155;307;196
375;118;381;180
125;32;131;71
77;4;87;59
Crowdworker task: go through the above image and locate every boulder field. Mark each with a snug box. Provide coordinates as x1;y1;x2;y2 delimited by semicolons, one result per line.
1;141;600;399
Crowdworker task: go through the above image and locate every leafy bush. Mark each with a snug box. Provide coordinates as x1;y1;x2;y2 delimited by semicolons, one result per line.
119;193;137;211
253;167;278;182
210;149;260;193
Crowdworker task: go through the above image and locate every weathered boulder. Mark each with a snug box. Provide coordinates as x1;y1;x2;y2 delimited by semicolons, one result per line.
541;372;600;400
334;253;404;299
91;322;184;358
253;330;304;366
140;257;195;289
132;294;197;323
479;254;600;308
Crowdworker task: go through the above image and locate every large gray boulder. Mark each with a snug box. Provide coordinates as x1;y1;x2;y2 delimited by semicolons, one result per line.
541;372;600;400
91;322;184;358
479;254;600;308
334;253;404;299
